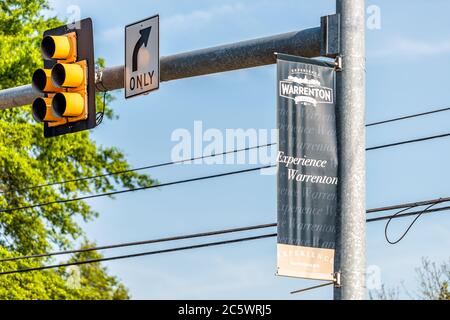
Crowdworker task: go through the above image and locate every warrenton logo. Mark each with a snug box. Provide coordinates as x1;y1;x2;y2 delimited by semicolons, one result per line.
279;74;333;106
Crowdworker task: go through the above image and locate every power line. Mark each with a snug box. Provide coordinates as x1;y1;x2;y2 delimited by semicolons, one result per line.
2;115;449;196
366;204;450;223
2;196;450;268
0;143;275;195
0;165;275;214
366;106;450;127
0;223;277;263
0;233;277;276
366;196;450;214
3;130;449;214
2;106;449;195
366;132;450;151
1;206;449;276
4;105;450;196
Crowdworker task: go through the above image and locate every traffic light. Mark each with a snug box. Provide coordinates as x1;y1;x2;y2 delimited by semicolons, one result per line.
31;18;96;137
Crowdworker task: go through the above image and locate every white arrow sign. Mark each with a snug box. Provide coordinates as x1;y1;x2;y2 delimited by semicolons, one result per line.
125;14;159;99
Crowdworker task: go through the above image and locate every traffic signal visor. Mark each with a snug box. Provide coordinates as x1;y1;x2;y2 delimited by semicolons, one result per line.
41;33;77;62
32;97;67;126
32;68;60;93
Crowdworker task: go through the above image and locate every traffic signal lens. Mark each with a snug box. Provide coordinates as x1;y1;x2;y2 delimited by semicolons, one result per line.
32;97;47;122
32;97;60;123
41;35;72;60
51;63;84;88
32;69;59;92
52;92;85;117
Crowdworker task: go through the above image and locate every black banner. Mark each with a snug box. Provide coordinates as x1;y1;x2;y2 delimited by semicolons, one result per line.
276;53;338;281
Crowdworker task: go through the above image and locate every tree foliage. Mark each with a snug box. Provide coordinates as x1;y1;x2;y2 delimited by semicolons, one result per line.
416;257;450;300
0;0;154;299
369;257;450;300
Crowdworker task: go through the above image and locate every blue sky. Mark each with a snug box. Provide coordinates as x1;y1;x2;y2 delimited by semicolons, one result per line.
44;0;450;299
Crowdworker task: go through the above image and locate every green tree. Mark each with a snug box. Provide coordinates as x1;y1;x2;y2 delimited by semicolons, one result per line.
0;0;155;299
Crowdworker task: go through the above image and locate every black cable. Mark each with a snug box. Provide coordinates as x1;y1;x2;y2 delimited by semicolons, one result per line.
0;223;277;263
3;107;450;194
0;143;275;195
366;205;450;223
366;107;450;127
0;233;277;276
3;127;450;196
95;91;107;126
0;165;275;214
1;203;450;275
366;132;450;151
3;197;450;264
384;200;442;245
366;196;450;214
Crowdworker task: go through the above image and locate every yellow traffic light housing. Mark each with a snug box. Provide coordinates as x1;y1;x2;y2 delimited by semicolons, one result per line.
41;34;77;62
32;69;60;93
51;60;88;122
32;97;67;125
31;18;96;138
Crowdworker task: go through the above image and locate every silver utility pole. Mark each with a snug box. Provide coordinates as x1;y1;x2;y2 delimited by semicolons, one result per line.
334;0;366;300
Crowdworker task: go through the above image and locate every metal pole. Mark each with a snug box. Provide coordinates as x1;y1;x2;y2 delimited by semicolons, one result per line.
0;27;321;110
334;0;366;300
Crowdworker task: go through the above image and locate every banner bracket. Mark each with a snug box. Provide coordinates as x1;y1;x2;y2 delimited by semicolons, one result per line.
333;271;342;288
334;56;343;72
290;273;341;295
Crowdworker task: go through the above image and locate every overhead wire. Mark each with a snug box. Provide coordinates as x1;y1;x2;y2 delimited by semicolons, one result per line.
366;106;450;127
1;107;450;196
366;204;450;223
366;196;450;214
0;223;278;263
1;197;450;275
1;107;450;274
0;165;276;214
0;142;445;212
4;106;450;195
0;143;276;195
0;233;277;276
366;132;450;151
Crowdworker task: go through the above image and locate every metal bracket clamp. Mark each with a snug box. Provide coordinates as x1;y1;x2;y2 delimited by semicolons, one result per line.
320;14;340;58
290;272;342;294
334;56;343;71
333;271;342;288
95;67;109;92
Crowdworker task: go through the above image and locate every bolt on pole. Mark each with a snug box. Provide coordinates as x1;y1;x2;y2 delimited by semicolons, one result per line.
334;0;367;300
